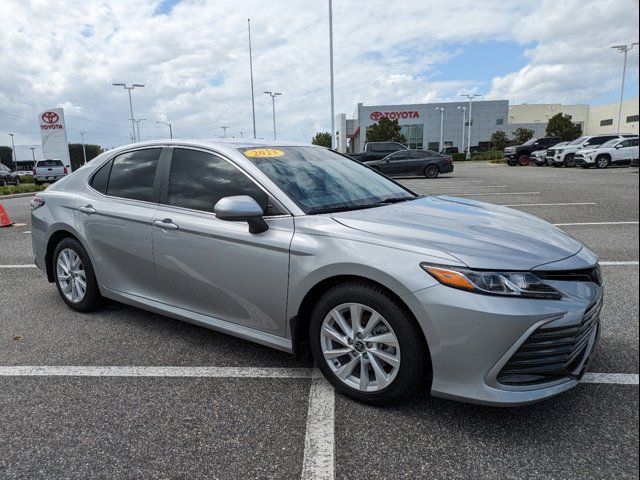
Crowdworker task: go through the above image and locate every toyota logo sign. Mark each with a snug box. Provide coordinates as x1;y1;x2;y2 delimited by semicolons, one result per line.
370;110;420;121
42;111;60;124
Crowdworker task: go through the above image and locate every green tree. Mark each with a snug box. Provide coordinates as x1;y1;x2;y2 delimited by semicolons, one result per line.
365;117;407;144
512;128;535;145
545;113;582;141
311;131;332;148
68;143;103;171
490;130;509;151
0;146;13;169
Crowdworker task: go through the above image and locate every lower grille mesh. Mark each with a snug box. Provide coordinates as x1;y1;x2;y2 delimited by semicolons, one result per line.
497;298;602;386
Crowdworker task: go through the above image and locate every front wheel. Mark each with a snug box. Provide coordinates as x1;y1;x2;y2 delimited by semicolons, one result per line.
595;155;610;169
309;282;429;405
53;237;102;312
424;165;439;179
507;158;519;166
564;154;575;168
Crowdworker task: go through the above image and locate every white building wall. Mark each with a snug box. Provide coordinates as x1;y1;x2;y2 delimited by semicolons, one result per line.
585;98;639;135
508;104;589;127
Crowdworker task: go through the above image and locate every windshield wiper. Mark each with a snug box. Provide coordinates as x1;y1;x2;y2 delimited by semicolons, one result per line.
307;203;380;215
375;196;416;204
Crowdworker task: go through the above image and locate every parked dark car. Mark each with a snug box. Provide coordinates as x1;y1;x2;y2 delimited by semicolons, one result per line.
0;163;20;186
365;149;454;178
441;147;459;154
504;137;561;166
349;142;407;162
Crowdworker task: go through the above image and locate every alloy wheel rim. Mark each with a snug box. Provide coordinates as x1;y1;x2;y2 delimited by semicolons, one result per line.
56;248;87;303
598;158;607;168
320;302;401;392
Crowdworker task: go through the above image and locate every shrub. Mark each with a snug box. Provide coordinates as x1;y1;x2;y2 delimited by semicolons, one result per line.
0;183;47;196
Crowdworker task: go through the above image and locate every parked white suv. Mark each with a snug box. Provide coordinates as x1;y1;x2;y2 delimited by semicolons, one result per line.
575;137;639;169
547;134;635;168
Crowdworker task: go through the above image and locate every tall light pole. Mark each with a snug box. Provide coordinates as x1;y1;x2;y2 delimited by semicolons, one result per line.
8;133;17;171
264;91;282;140
435;107;445;152
248;19;257;139
220;126;230;139
79;131;87;164
461;93;481;159
328;0;336;149
457;106;467;152
30;147;36;162
611;43;638;133
132;118;146;142
112;83;145;142
156;121;173;139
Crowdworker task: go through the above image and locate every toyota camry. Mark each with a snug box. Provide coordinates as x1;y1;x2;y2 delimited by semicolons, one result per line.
31;140;603;406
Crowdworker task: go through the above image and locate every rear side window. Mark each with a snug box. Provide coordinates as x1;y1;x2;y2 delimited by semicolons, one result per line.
37;160;63;167
90;160;113;194
167;148;268;214
106;148;161;202
590;136;617;146
631;138;639;147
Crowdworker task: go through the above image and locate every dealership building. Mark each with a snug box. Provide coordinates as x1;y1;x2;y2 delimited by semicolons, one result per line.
336;97;639;153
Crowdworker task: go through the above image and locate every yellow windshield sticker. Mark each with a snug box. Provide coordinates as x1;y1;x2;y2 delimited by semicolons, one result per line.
244;148;285;158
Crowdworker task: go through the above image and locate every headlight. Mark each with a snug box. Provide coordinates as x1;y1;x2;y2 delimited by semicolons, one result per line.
420;263;562;299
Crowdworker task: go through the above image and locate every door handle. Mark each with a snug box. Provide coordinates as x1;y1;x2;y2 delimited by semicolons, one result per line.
78;205;96;214
153;219;179;231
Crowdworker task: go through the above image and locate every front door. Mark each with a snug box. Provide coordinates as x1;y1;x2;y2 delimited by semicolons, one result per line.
151;148;294;336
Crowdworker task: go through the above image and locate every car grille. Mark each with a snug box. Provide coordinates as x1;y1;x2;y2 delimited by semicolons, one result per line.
533;265;603;286
546;149;555;157
497;297;602;386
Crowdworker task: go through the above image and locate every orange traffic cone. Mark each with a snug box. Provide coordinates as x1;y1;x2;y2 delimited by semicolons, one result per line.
0;204;14;227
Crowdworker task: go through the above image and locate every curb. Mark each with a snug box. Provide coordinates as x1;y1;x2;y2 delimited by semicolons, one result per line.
0;192;39;200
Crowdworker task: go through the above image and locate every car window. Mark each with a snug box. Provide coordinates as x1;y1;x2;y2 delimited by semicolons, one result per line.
37;160;63;167
599;139;619;148
0;164;9;172
106;148;161;202
167;148;270;214
588;136;617;146
388;151;409;160
569;136;588;145
631;138;639;147
241;146;415;214
90;160;113;194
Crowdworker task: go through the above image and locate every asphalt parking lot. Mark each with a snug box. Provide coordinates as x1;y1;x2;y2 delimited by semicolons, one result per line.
1;163;638;479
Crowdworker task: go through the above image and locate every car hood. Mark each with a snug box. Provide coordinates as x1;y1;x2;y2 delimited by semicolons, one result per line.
330;196;583;271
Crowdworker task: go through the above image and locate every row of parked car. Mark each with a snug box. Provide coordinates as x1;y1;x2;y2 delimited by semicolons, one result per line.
504;134;639;169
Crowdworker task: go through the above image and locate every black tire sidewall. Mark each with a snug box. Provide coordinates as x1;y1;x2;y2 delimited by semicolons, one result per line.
53;237;101;312
596;156;609;169
425;165;439;178
309;282;429;405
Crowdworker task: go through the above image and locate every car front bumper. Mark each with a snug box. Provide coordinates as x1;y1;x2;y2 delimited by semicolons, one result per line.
403;272;603;406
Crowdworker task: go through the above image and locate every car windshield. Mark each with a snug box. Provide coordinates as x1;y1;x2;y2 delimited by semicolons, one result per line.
569;136;588;145
598;139;619;148
240;146;416;214
522;138;538;146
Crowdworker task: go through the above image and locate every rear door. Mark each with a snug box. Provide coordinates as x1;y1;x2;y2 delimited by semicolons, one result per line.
151;147;294;337
75;147;163;300
382;150;411;175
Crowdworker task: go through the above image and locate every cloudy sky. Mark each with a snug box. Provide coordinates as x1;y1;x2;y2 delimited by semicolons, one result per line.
0;0;638;156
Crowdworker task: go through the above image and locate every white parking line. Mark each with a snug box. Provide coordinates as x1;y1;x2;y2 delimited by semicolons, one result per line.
0;365;314;378
427;185;508;189
501;202;598;207
439;192;541;196
554;221;639;226
581;373;639;385
600;261;639;266
301;373;335;480
0;264;37;268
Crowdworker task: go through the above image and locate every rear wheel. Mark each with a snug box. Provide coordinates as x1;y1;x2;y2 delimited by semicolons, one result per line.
518;154;530;166
424;165;439;179
53;237;102;312
595;155;610;169
0;178;6;187
309;281;429;405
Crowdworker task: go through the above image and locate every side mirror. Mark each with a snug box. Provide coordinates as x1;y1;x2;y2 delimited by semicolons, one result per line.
214;195;269;234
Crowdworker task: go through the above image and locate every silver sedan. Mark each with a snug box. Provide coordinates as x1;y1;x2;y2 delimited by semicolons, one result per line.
31;140;603;406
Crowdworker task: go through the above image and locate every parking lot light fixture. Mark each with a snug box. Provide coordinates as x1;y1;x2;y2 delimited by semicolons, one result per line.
461;93;481;159
156;121;173;139
8;133;17;171
457;106;467;152
611;43;639;133
79;131;87;165
264;91;282;140
220;126;230;139
112;83;145;142
435;107;445;152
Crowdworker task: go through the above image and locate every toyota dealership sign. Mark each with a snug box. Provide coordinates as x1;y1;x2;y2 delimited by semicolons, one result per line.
370;110;420;121
39;108;72;171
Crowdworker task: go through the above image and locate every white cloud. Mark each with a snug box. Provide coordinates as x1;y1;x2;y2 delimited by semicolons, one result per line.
0;0;637;152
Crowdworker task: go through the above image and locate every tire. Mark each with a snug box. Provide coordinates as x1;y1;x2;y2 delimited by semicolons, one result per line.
424;165;439;179
563;154;575;168
595;155;610;169
517;154;530;166
0;178;6;187
53;237;102;312
507;158;518;167
309;281;429;405
14;177;20;186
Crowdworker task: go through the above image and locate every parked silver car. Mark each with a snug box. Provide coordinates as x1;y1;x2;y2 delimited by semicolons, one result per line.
31;140;603;406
